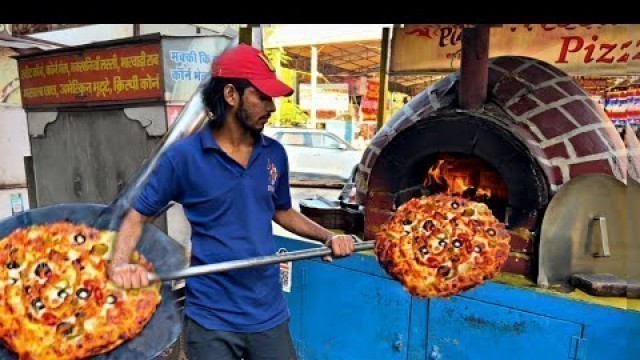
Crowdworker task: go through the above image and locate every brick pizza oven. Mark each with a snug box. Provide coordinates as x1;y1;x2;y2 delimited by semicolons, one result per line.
356;56;627;280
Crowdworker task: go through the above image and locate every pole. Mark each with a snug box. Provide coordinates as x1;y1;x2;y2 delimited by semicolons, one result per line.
239;25;253;46
459;25;490;110
310;45;318;129
376;27;390;132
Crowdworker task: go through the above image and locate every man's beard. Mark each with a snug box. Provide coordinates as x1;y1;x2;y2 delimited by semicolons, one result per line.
236;99;262;139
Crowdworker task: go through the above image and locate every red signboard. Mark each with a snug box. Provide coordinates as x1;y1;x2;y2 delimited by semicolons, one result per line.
18;43;163;107
360;78;379;121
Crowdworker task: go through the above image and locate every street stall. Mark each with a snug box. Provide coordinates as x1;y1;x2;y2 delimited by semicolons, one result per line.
294;25;640;359
1;25;639;360
2;33;233;359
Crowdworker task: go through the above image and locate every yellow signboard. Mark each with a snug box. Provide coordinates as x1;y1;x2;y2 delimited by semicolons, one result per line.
391;24;640;75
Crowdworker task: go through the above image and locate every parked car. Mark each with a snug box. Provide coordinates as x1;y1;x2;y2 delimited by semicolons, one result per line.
263;127;364;185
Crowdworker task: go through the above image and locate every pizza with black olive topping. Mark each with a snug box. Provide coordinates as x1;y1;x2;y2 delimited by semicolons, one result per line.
375;194;510;298
0;222;161;360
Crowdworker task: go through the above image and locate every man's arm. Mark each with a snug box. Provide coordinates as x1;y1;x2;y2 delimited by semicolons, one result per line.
273;208;355;258
108;208;152;289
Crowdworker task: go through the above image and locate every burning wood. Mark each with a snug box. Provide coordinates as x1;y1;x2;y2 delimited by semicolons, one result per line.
423;156;500;202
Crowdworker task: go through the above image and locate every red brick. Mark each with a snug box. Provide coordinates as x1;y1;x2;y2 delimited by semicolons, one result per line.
507;95;539;117
538;61;568;78
543;142;569;159
540;163;564;186
367;191;394;210
562;99;602;126
502;255;532;277
600;125;625;149
491;56;528;73
518;63;556;84
507;230;534;253
488;68;505;89
529;108;578;139
569;130;610;157
493;79;529;103
556;80;587;97
531;86;566;105
569;159;614;178
513;124;543;142
582;98;602;117
364;208;394;240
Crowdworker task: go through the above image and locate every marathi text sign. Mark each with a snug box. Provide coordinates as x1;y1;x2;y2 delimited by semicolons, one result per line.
391;25;640;75
18;43;163;107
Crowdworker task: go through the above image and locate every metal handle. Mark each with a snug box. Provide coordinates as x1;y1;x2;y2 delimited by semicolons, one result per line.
148;240;375;282
592;216;611;257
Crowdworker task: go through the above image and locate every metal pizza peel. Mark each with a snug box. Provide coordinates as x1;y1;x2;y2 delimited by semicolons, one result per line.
0;203;187;360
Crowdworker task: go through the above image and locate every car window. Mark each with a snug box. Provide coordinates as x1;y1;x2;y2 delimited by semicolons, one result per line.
309;133;342;149
279;132;307;146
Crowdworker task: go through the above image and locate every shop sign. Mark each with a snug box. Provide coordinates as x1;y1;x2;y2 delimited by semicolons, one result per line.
162;36;233;102
18;43;163;107
360;78;379;121
391;24;640;75
299;83;349;111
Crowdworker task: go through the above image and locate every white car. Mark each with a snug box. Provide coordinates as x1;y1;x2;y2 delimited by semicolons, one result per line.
264;127;364;185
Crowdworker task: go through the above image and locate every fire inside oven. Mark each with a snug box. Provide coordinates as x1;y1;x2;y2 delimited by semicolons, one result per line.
396;152;509;222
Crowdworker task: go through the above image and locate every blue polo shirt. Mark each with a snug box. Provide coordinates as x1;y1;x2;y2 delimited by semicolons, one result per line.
133;126;292;332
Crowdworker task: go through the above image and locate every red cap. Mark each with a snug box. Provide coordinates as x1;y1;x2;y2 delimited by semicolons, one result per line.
211;44;294;98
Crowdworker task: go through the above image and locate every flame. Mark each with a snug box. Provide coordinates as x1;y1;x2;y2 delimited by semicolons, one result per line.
424;159;492;201
425;160;447;187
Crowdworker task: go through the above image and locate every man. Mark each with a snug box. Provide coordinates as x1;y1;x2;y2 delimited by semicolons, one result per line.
107;44;356;360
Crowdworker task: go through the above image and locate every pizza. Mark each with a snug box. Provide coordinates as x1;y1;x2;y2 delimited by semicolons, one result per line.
0;222;161;360
375;194;510;298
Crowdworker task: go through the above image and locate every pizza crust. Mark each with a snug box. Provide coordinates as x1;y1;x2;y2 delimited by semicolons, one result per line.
375;194;510;298
0;222;161;360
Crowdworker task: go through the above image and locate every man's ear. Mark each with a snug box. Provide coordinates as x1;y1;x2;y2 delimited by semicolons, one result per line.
223;84;237;106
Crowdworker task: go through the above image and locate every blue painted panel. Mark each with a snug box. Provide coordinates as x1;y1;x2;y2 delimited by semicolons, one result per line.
300;260;412;360
427;297;583;360
282;260;303;346
275;235;391;279
408;298;428;360
275;236;640;360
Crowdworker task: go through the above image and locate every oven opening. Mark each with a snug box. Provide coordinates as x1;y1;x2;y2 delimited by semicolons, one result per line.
395;152;509;223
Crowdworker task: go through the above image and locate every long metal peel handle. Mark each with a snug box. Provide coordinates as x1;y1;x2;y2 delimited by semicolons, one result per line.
148;241;375;282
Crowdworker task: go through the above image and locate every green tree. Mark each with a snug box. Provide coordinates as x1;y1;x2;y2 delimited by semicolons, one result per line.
265;48;308;127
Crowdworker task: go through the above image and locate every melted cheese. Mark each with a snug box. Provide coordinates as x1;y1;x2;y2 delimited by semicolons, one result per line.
84;318;98;332
67;249;81;261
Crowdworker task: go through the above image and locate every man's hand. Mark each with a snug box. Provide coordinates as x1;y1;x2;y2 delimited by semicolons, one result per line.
108;263;150;289
323;234;356;262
